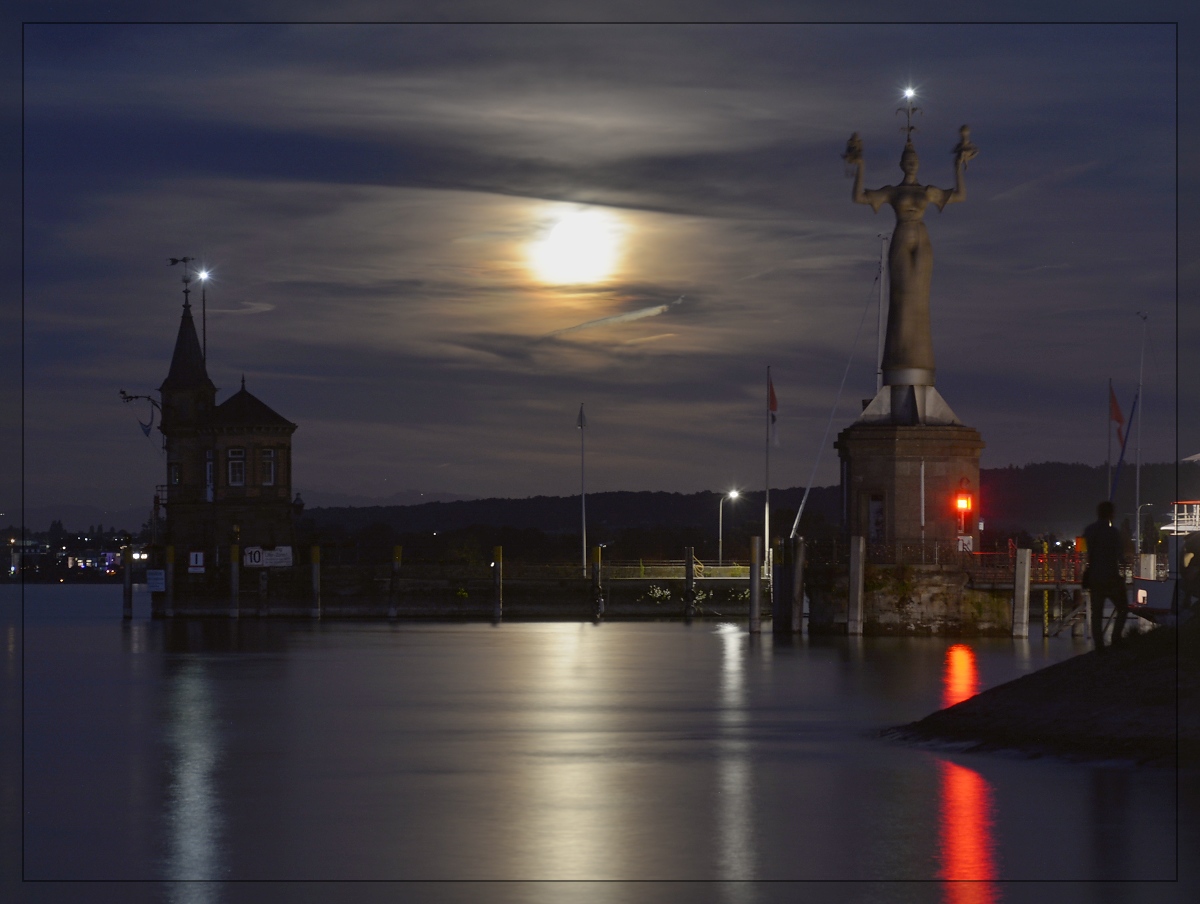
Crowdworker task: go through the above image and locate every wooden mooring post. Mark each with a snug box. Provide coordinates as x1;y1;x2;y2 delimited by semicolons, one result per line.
122;546;133;619
388;545;402;619
310;545;321;618
229;543;240;618
492;546;503;621
749;537;762;633
847;536;865;636
164;545;175;618
786;536;805;634
770;538;785;634
684;546;696;618
1012;548;1031;639
591;545;604;620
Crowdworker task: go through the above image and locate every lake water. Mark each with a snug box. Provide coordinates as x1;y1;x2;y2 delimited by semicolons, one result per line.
4;585;1196;904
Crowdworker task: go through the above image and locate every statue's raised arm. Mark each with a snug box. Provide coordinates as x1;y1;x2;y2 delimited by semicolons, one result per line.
844;133;892;212
932;125;978;210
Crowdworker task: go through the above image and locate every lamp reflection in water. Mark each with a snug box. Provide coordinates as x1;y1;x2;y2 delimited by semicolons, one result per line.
165;659;222;902
937;644;998;903
716;623;755;883
937;759;998;904
942;643;979;709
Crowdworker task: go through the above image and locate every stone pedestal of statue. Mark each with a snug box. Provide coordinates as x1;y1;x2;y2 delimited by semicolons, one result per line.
835;422;984;555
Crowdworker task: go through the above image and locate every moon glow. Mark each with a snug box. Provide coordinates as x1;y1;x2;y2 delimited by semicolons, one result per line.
529;208;623;284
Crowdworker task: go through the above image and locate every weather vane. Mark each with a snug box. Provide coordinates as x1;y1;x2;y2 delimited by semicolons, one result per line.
169;256;195;307
897;87;921;139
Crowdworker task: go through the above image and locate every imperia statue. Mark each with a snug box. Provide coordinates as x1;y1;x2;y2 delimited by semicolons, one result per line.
843;123;978;424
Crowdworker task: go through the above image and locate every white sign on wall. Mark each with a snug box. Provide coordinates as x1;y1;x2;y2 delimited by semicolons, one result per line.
264;546;293;567
244;546;293;568
146;569;166;592
188;551;205;574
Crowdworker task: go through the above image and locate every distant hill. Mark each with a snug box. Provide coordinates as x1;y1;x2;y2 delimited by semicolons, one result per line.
306;461;1200;539
13;461;1194;539
980;461;1200;535
299;489;475;509
307;485;841;537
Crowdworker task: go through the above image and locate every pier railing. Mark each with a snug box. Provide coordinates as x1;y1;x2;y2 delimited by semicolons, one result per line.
796;538;1086;585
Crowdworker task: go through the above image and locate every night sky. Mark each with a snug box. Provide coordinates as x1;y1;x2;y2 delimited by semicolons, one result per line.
6;10;1195;522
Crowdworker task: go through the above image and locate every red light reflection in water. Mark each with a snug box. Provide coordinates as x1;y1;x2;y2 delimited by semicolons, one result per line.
943;643;979;709
938;759;998;904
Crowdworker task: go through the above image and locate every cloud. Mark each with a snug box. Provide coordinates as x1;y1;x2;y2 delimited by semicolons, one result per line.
989;160;1104;201
15;22;1183;511
207;302;275;315
543;296;683;339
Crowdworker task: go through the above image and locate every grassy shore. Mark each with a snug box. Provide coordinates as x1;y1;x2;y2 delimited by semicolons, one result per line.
892;614;1199;767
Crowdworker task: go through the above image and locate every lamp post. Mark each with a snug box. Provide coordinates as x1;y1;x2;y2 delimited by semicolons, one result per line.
719;490;739;567
197;269;210;364
1136;502;1154;559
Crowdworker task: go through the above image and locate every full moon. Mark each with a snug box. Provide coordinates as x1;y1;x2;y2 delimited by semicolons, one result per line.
529;208;623;284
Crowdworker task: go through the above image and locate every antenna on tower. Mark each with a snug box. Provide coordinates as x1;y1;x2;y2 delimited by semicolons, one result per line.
168;257;195;308
897;87;921;139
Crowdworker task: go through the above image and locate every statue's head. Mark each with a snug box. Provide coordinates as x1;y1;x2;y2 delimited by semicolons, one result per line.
899;141;919;180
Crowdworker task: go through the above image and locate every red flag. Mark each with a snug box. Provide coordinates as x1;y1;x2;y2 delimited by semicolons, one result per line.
1109;384;1125;446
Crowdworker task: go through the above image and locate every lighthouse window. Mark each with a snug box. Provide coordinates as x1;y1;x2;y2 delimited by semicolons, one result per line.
228;448;245;486
260;449;275;486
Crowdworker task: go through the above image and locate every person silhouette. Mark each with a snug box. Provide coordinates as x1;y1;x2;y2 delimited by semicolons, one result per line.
1083;500;1129;650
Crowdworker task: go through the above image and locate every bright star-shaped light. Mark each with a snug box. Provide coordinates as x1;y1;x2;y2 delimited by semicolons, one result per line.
903;87;916;100
198;270;210;280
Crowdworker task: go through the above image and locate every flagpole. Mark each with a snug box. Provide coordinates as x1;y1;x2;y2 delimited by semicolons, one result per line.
1135;312;1148;557
1107;378;1113;498
876;233;889;393
578;403;587;577
765;366;771;559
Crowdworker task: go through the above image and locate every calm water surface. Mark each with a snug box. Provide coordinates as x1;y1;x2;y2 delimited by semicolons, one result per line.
5;585;1196;904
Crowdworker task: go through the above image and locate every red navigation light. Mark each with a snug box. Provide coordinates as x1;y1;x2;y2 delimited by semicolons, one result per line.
955;493;973;512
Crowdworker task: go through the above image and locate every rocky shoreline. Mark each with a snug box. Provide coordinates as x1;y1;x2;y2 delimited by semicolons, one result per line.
891;615;1199;767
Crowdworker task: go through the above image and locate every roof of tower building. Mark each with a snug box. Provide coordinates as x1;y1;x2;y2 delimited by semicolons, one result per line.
212;382;297;430
159;302;215;394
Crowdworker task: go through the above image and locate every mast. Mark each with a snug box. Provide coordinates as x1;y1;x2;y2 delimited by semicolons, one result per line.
1135;312;1148;557
578;403;587;576
876;232;889;393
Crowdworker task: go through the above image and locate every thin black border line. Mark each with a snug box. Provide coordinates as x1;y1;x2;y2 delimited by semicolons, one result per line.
16;14;1180;888
15;878;1187;884
19;15;25;891
16;20;1188;26
1173;18;1181;886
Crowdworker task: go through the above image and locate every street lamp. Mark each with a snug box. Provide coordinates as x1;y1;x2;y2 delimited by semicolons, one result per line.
1136;503;1154;562
719;490;740;567
197;268;210;364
